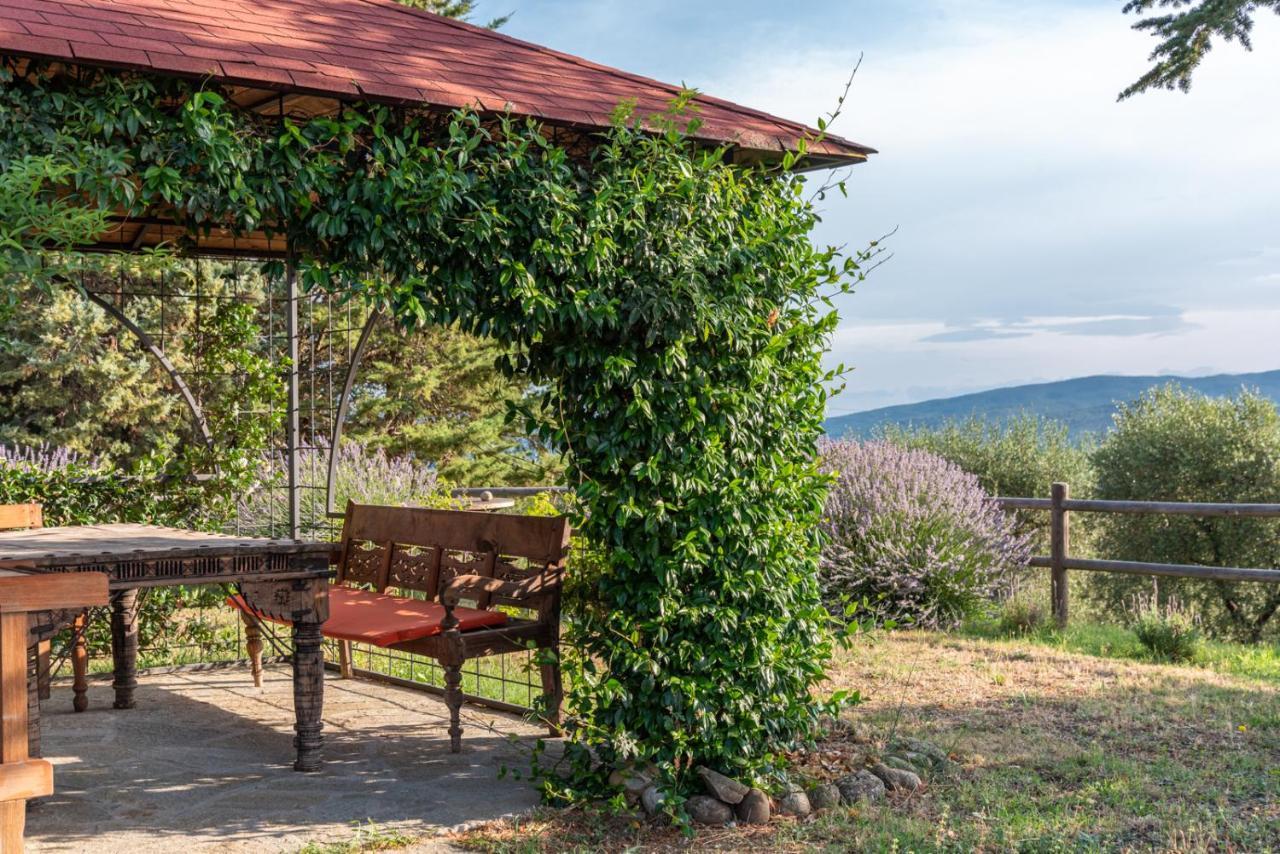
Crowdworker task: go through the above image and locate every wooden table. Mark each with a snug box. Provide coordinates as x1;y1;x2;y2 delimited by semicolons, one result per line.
0;524;334;772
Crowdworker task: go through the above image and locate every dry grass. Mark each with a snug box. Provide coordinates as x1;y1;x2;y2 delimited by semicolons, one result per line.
452;631;1280;853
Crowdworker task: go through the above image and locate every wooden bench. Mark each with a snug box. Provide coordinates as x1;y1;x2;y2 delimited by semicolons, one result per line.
0;569;108;852
230;501;571;751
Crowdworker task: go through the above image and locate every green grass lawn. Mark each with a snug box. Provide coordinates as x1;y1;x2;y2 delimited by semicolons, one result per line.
962;616;1280;685
455;630;1280;853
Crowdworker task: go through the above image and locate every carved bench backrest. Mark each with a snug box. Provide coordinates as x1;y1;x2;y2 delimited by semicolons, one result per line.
334;502;571;611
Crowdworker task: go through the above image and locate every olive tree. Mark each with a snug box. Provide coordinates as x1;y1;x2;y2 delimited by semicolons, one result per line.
1089;384;1280;642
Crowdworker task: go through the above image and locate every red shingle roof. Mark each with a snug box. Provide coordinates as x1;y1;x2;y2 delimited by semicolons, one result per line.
0;0;874;165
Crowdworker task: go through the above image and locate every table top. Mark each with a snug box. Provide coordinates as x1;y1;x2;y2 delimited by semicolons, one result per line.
0;523;333;569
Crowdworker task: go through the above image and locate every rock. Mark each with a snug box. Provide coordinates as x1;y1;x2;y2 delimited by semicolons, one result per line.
686;795;734;826
892;738;947;764
696;766;749;805
777;789;811;818
807;782;842;811
870;762;922;793
641;784;665;815
836;770;885;805
735;788;771;824
620;774;650;805
902;751;932;768
882;755;918;773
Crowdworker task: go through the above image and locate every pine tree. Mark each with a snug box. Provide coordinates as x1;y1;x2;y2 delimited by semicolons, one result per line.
393;0;510;30
345;320;559;486
0;281;184;465
1120;0;1280;99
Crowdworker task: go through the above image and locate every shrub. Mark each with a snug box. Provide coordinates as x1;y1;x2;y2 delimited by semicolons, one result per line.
883;414;1094;553
1088;385;1280;643
819;439;1030;629
0;443;233;657
234;441;455;538
0;442;203;526
1132;597;1201;662
998;598;1048;636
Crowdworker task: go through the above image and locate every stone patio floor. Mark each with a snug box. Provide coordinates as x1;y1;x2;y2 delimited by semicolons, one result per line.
26;664;548;852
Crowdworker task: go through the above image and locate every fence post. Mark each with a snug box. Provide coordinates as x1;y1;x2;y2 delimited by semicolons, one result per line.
1050;481;1070;628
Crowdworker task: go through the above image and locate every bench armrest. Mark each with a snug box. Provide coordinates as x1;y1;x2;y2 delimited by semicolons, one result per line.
439;568;563;630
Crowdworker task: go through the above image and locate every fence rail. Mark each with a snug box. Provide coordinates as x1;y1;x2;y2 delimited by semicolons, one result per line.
996;482;1280;628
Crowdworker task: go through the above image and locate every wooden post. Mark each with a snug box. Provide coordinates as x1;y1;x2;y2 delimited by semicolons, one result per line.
1050;481;1070;629
0;572;105;854
284;260;302;541
0;613;31;853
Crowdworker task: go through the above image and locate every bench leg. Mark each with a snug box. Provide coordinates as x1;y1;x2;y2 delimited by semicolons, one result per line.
539;653;563;738
443;630;465;753
337;640;353;679
71;613;89;713
240;611;263;689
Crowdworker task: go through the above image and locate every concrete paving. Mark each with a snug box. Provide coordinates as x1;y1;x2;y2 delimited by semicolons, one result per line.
26;665;548;852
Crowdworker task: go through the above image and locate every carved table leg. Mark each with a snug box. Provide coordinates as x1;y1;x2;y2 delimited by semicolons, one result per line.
72;613;89;713
291;620;324;772
110;589;140;710
240;575;328;771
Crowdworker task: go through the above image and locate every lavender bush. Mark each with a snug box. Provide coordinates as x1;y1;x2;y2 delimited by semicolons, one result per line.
0;441;199;526
235;440;454;538
820;439;1030;629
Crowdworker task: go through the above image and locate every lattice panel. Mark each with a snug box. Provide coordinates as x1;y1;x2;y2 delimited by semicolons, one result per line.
342;542;385;586
387;546;437;593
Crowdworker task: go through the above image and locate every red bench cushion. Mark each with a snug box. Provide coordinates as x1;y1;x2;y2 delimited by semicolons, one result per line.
228;585;508;646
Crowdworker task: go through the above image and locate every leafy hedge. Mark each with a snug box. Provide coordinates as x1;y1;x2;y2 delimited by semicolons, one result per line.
1;65;876;793
0;444;235;657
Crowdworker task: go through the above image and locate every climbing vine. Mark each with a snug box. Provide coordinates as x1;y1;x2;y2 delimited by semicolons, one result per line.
0;60;874;794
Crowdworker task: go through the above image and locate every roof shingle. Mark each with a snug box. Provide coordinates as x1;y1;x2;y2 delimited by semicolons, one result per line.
0;0;873;164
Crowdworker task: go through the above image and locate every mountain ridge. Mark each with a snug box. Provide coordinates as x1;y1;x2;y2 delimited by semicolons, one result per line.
825;369;1280;439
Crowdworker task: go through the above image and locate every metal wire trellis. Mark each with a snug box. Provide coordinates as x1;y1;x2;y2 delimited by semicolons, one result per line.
66;255;543;710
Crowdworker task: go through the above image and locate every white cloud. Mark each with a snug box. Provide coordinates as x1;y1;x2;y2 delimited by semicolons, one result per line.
496;0;1280;411
702;4;1280;407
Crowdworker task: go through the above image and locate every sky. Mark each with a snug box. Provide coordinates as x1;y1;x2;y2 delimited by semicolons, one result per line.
475;0;1280;414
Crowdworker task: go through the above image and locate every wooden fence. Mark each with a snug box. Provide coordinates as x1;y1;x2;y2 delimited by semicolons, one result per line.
997;483;1280;628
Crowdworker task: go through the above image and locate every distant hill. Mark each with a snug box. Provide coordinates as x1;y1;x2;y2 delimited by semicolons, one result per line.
825;370;1280;439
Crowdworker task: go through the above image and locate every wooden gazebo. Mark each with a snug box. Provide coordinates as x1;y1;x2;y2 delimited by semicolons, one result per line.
0;0;875;539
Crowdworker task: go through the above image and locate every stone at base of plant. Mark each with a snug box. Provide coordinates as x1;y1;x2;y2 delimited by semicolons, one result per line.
777;788;812;818
735;788;771;824
836;770;886;804
870;762;922;792
686;795;733;826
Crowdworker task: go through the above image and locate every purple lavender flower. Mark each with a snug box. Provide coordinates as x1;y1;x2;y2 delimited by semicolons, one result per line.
819;439;1030;629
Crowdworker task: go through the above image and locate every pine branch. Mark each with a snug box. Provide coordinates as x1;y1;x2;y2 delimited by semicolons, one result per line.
1119;0;1280;99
